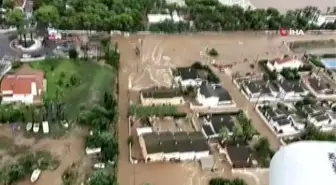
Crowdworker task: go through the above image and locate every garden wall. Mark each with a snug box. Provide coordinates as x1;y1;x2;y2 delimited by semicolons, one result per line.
190;102;238;112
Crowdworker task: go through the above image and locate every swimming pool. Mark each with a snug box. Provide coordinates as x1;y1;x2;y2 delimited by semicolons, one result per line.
321;58;336;69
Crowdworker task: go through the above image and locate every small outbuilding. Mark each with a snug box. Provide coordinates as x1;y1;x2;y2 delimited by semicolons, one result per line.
200;155;214;171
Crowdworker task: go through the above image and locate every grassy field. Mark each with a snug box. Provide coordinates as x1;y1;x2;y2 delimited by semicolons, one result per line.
30;59;116;119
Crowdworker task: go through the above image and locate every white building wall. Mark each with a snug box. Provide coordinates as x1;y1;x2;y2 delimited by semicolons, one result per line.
147;153;164;162
195;151;210;160
218;100;232;105
180;79;201;87
2;94;34;104
163;152;180;160
180;152;195;160
272;60;304;72
196;94;219;107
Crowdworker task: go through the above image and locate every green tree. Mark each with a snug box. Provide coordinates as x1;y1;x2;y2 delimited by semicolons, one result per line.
232;124;244;139
254;137;273;167
89;170;116;185
2;0;14;9
208;48;218;57
219;126;230;143
242;120;255;140
34;5;60;27
231;178;248;185
6;9;24;29
68;48;78;60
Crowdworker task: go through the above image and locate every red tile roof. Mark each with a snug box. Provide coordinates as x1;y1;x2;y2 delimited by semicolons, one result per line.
1;69;44;95
274;56;296;64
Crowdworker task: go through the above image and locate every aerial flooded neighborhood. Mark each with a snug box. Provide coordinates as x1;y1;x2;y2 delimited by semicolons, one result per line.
0;0;335;185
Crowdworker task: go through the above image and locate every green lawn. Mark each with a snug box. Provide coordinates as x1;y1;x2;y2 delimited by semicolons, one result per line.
30;59;116;119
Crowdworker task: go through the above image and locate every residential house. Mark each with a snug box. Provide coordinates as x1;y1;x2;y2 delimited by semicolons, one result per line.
1;68;44;104
201;114;235;139
314;14;336;26
140;87;184;106
242;80;278;99
304;75;336;97
266;56;303;72
264;106;305;135
277;80;308;100
139;131;210;162
174;67;206;87
303;105;330;127
327;112;336;125
289;115;306;131
196;82;233;107
147;11;183;24
223;140;252;168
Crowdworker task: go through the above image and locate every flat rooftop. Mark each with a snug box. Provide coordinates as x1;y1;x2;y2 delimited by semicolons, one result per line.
143;131;209;154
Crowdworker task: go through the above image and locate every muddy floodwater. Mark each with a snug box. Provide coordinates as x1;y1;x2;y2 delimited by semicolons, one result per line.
251;0;335;12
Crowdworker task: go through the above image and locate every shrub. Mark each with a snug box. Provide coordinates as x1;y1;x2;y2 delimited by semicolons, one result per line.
11;60;22;69
68;48;78;60
208;48;219;56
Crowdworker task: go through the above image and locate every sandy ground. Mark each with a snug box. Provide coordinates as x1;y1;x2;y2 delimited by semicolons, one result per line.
0;124;89;185
116;32;335;185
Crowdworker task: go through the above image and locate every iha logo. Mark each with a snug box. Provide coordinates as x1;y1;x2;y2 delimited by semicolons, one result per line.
279;27;305;36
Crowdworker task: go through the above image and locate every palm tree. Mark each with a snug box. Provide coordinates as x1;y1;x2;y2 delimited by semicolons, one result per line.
232;124;244;140
26;26;35;42
242;120;255;140
219;126;230;143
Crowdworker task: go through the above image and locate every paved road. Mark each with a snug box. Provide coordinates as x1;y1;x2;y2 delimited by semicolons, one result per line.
0;33;19;58
0;32;57;59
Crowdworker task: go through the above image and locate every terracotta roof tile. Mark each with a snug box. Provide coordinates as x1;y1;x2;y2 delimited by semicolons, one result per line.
275;56;297;64
1;69;44;95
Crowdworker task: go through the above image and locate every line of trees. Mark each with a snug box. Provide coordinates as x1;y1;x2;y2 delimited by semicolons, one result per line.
77;54;120;185
4;0;335;32
0;102;65;124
